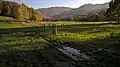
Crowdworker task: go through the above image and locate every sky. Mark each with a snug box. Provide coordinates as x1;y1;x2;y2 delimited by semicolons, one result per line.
17;0;111;9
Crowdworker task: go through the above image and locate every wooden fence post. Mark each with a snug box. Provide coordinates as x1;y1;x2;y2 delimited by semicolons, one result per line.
52;24;57;35
48;23;51;28
44;24;46;32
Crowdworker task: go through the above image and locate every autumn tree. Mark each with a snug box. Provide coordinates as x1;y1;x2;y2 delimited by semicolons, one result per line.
1;1;11;16
1;1;21;19
34;10;43;22
28;8;34;21
0;1;43;22
9;2;21;19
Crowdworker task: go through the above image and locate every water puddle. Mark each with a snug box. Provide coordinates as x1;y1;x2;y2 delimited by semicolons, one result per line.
56;45;91;61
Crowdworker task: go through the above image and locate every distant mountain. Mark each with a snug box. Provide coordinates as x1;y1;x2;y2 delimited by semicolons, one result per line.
38;7;73;18
53;3;109;18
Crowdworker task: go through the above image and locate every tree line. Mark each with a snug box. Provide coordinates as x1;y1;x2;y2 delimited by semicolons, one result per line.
0;0;43;22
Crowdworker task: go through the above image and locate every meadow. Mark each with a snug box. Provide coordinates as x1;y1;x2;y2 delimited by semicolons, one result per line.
1;21;120;49
44;21;120;48
0;21;120;66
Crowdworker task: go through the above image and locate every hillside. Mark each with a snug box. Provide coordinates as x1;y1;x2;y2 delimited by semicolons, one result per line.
0;16;15;20
0;1;43;22
38;7;73;18
53;3;109;18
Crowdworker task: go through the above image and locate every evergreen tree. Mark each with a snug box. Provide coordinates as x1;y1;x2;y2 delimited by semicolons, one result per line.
106;0;120;23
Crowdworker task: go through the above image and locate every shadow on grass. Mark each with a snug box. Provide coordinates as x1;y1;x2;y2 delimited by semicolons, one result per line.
0;26;48;34
86;35;120;49
0;49;50;67
0;39;53;67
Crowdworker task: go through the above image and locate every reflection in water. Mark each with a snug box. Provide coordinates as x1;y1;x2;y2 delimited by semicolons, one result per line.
57;45;90;61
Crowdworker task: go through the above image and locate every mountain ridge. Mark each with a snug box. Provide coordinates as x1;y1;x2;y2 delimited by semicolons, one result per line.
53;3;109;18
38;3;109;18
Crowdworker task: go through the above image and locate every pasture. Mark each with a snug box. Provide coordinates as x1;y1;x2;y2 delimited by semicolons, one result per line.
1;21;120;49
0;21;120;66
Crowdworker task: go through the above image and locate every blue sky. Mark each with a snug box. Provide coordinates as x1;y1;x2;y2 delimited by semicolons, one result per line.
19;0;111;9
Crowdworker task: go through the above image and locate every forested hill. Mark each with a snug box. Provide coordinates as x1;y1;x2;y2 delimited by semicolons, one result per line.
0;1;43;22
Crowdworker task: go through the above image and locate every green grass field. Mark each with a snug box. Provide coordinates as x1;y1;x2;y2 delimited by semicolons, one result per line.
40;22;120;48
0;21;120;49
0;21;120;66
0;16;15;20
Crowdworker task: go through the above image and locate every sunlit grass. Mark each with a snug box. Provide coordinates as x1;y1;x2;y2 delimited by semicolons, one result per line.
0;16;15;20
0;22;39;28
45;22;120;48
42;21;104;26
